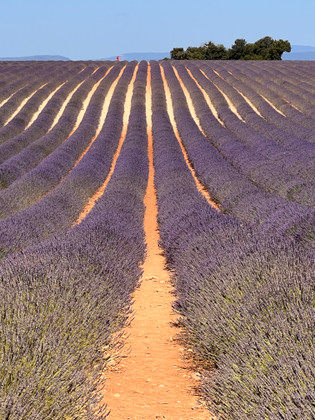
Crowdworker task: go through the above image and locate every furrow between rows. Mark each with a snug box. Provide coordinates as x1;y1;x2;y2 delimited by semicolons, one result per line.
3;83;48;125
24;82;67;129
0;63;137;255
73;64;138;226
209;69;246;122
177;63;315;205
0;66;95;168
0;66;113;211
102;60;211;420
0;86;25;108
160;64;220;211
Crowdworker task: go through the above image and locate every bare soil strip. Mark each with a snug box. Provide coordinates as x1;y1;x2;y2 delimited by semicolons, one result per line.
26;67;123;211
67;67;110;138
48;76;95;132
73;64;137;226
0;87;25;108
220;68;289;117
161;65;220;211
185;68;224;127
172;66;207;136
215;70;308;118
211;70;266;119
210;70;246;122
289;103;302;112
4;83;48;125
230;85;265;119
71;66;125;169
48;81;85;131
25;82;66;129
260;94;286;117
102;63;212;420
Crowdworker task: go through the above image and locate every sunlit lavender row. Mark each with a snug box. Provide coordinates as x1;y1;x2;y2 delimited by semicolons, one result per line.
0;59;314;419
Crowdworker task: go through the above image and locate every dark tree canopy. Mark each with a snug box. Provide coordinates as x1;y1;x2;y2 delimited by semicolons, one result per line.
171;36;291;60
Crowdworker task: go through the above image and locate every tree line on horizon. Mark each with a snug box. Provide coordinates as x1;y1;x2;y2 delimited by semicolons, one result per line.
170;36;291;60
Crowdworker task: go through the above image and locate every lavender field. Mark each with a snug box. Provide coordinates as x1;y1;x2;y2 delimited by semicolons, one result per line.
0;59;314;419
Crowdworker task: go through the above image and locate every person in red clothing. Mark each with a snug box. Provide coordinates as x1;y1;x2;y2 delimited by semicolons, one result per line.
116;56;119;61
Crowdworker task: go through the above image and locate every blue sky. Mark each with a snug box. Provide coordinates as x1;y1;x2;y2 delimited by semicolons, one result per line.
1;0;314;59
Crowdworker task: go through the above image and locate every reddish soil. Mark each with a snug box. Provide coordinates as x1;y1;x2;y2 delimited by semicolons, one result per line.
101;64;213;419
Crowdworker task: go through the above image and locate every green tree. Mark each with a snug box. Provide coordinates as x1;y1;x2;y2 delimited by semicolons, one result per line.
186;46;207;60
228;39;248;59
170;37;291;60
204;42;227;59
253;36;274;58
170;48;188;60
251;36;291;60
265;39;291;59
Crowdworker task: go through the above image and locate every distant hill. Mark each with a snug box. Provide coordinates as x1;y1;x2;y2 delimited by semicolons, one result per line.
282;45;315;60
0;55;71;61
103;46;315;62
101;52;170;61
1;45;314;62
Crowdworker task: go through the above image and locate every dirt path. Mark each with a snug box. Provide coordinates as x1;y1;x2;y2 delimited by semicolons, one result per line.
101;64;212;419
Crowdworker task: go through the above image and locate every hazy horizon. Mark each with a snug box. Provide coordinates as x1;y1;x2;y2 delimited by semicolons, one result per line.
1;0;315;60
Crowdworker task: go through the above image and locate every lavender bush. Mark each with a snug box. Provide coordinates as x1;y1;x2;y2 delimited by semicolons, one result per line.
0;60;313;419
0;61;148;419
0;64;94;164
151;60;314;419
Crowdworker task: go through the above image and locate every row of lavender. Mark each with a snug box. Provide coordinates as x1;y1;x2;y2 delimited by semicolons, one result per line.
0;62;88;142
194;62;315;172
174;61;315;205
0;64;116;220
0;64;96;166
0;63;101;191
153;60;314;419
0;59;313;419
0;63;139;251
201;63;315;167
160;61;314;237
222;60;315;122
0;62;148;418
